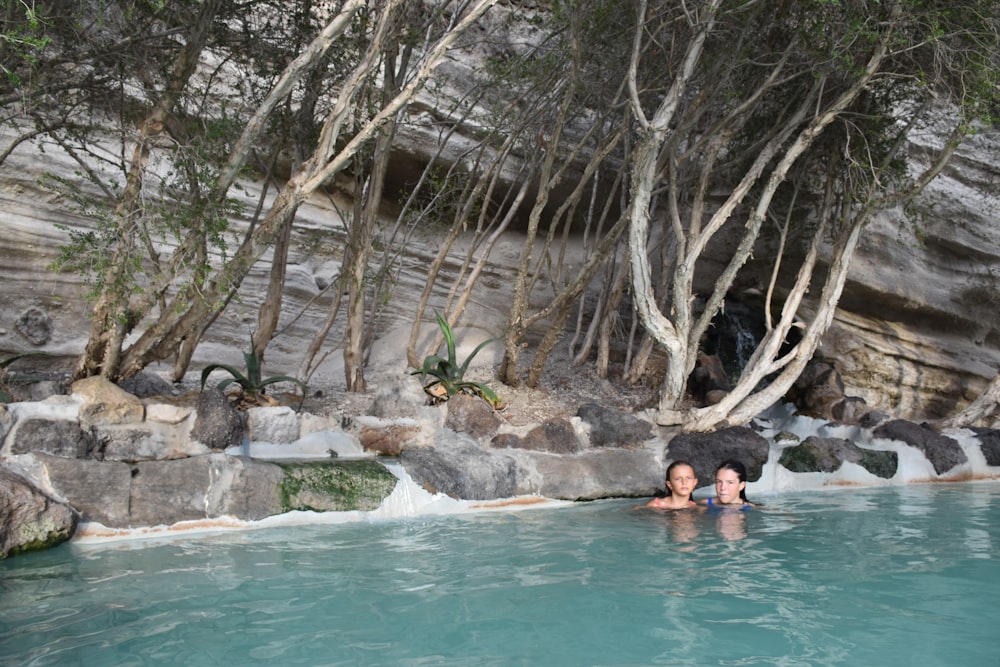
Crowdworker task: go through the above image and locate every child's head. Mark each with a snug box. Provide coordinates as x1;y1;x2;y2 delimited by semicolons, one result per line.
714;459;749;503
663;460;697;498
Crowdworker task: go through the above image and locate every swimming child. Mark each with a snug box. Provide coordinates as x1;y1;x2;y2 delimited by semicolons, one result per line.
698;459;754;509
645;460;698;510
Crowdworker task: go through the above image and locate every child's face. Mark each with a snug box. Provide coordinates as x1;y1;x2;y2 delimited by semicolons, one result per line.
714;468;745;504
666;465;697;497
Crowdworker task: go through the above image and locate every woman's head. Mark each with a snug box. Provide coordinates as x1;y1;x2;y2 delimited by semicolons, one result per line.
714;459;748;503
663;460;697;498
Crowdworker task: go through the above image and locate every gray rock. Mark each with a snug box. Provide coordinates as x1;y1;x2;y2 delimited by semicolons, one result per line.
0;465;78;558
207;455;285;521
93;422;208;462
10;418;100;459
507;448;662;500
665;426;771;491
972;427;1000;466
830;396;870;426
118;372;178;398
0;405;9;444
789;361;846;420
489;432;522;449
38;454;132;527
779;436;859;473
127;454;286;526
445;394;501;439
858;448;899;479
371;373;426;419
130;457;214;526
859;410;891;429
400;432;517;500
872;419;967;475
577;402;653;447
191;388;245;450
518;417;584;454
247;406;300;443
14;306;51;346
778;436;898;479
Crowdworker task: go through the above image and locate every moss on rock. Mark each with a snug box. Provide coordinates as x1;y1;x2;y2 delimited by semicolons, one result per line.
278;460;398;512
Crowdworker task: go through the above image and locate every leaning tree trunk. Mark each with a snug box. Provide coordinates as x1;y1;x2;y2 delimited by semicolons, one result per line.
937;372;1000;429
115;0;500;379
74;0;224;381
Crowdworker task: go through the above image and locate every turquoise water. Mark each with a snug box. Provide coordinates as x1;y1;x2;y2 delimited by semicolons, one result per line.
2;483;998;666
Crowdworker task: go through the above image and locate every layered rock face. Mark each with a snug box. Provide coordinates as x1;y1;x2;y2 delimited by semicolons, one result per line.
0;14;997;423
1;120;997;422
819;128;1000;418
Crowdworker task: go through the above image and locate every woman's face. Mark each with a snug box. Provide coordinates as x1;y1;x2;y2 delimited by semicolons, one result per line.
714;468;745;504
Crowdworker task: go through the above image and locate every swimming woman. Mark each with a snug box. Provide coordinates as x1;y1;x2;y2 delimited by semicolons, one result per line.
699;459;754;509
645;460;698;510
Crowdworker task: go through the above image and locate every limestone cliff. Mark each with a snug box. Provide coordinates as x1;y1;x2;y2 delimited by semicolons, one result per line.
0;3;998;424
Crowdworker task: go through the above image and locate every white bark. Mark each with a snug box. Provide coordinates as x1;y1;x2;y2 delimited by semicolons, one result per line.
626;0;722;419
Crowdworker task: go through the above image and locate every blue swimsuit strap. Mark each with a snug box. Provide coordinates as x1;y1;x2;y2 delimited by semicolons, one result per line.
707;497;751;511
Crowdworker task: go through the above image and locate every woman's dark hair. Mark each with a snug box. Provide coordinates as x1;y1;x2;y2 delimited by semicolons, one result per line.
716;459;749;502
663;460;695;497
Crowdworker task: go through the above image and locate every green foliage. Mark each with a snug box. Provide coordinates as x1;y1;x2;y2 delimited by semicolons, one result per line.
411;312;502;408
0;351;55;403
0;0;51;87
200;335;307;407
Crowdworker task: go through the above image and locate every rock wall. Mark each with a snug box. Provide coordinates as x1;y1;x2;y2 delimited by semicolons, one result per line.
817;127;1000;418
2;372;1000;558
0;17;998;423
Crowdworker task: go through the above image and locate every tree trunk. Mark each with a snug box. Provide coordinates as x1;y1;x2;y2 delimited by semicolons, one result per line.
114;0;500;379
937;372;1000;429
73;0;224;381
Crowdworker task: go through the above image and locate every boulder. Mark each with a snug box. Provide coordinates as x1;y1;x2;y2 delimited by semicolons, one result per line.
129;456;215;526
778;436;898;479
872;419;967;475
516;417;584;454
400;431;518;500
972;427;1000;467
356;420;422;456
505;447;662;500
128;454;288;525
788;361;846;420
191;388;246;451
38;454;132;527
0;465;78;558
117;371;179;398
72;375;145;426
248;405;300;443
576;403;653;447
277;460;398;512
93;423;209;462
665;426;771;491
9;418;100;459
371;373;427;419
445;394;501;440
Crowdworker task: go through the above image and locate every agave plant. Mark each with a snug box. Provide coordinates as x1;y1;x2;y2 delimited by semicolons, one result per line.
411;312;503;409
200;336;307;407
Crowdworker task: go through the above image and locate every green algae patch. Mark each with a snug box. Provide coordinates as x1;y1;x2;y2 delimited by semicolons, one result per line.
278;460;398;512
858;448;898;479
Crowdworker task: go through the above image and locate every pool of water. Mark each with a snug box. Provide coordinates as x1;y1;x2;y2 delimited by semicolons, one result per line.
2;482;998;666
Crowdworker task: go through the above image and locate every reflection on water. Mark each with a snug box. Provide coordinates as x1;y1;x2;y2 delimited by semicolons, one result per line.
2;483;999;666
